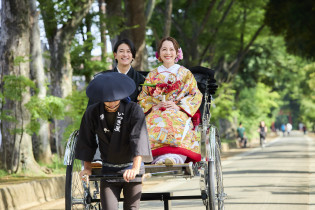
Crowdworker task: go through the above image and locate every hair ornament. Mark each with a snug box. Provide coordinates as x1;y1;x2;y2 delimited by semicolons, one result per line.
155;51;159;60
175;48;183;63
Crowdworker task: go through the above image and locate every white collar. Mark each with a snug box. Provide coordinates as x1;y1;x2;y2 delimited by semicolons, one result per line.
116;65;131;75
157;64;180;74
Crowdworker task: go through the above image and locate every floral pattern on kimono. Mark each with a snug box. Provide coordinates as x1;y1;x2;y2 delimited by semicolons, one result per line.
138;66;202;154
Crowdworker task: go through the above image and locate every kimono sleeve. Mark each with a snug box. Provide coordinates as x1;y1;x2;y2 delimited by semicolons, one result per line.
176;70;203;117
129;104;153;163
137;71;161;114
75;111;98;162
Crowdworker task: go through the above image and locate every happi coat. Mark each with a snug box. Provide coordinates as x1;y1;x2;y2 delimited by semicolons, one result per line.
75;101;152;165
138;64;202;162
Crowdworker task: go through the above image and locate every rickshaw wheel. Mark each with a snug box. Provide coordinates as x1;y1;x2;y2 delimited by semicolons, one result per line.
65;158;87;210
215;142;224;210
206;142;224;210
65;133;86;210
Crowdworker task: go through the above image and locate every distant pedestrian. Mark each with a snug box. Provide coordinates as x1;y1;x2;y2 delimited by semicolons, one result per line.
286;123;292;136
258;121;268;147
271;122;276;133
281;124;286;136
237;122;247;148
303;125;307;135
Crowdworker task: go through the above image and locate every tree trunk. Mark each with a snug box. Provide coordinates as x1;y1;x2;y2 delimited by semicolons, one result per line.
45;0;93;98
47;38;72;157
0;0;44;175
29;0;52;164
99;0;107;61
39;0;93;156
106;0;147;70
163;0;173;37
106;0;122;50
145;0;156;24
48;38;73;98
124;0;147;71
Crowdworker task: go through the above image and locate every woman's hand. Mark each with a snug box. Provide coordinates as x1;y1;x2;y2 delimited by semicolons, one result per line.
123;168;139;182
161;101;180;111
152;102;164;111
152;101;180;111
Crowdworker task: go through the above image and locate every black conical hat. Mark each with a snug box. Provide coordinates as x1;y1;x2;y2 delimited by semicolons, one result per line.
86;72;136;102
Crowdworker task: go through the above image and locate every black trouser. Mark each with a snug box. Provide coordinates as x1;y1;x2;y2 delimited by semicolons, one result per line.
260;134;266;141
100;180;142;210
241;137;247;147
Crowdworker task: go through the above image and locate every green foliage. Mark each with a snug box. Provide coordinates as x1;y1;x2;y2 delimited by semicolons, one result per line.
105;16;139;38
149;0;267;67
85;59;110;73
0;109;16;122
23;87;88;140
13;76;88;140
63;89;88;143
71;32;110;81
26;96;66;120
0;75;37;135
264;0;315;59
0;170;9;178
238;83;279;119
2;75;36;101
38;0;91;37
212;0;268;64
298;63;315;129
39;155;66;174
300;98;315;123
275;115;288;126
210;83;237;125
236;83;280;139
235;35;314;130
25;96;66;135
236;36;289;88
13;56;31;66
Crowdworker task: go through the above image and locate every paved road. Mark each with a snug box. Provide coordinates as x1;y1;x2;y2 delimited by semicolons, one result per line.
139;132;315;210
223;132;315;210
26;132;315;209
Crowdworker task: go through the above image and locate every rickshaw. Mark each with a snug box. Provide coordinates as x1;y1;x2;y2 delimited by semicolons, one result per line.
64;66;226;210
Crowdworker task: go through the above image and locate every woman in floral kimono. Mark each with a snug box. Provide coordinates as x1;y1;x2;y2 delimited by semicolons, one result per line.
138;37;203;165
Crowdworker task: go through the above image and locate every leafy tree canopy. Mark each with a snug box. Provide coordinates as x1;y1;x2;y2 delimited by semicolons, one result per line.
264;0;315;59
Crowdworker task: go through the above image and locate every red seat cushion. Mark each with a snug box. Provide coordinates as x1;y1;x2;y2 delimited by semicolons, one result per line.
152;146;201;163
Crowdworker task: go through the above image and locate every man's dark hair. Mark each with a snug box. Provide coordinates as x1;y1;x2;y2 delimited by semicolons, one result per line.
239;122;242;126
113;39;136;63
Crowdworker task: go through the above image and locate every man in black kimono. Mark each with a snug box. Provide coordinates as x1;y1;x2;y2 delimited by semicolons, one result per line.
88;39;145;106
76;72;152;209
